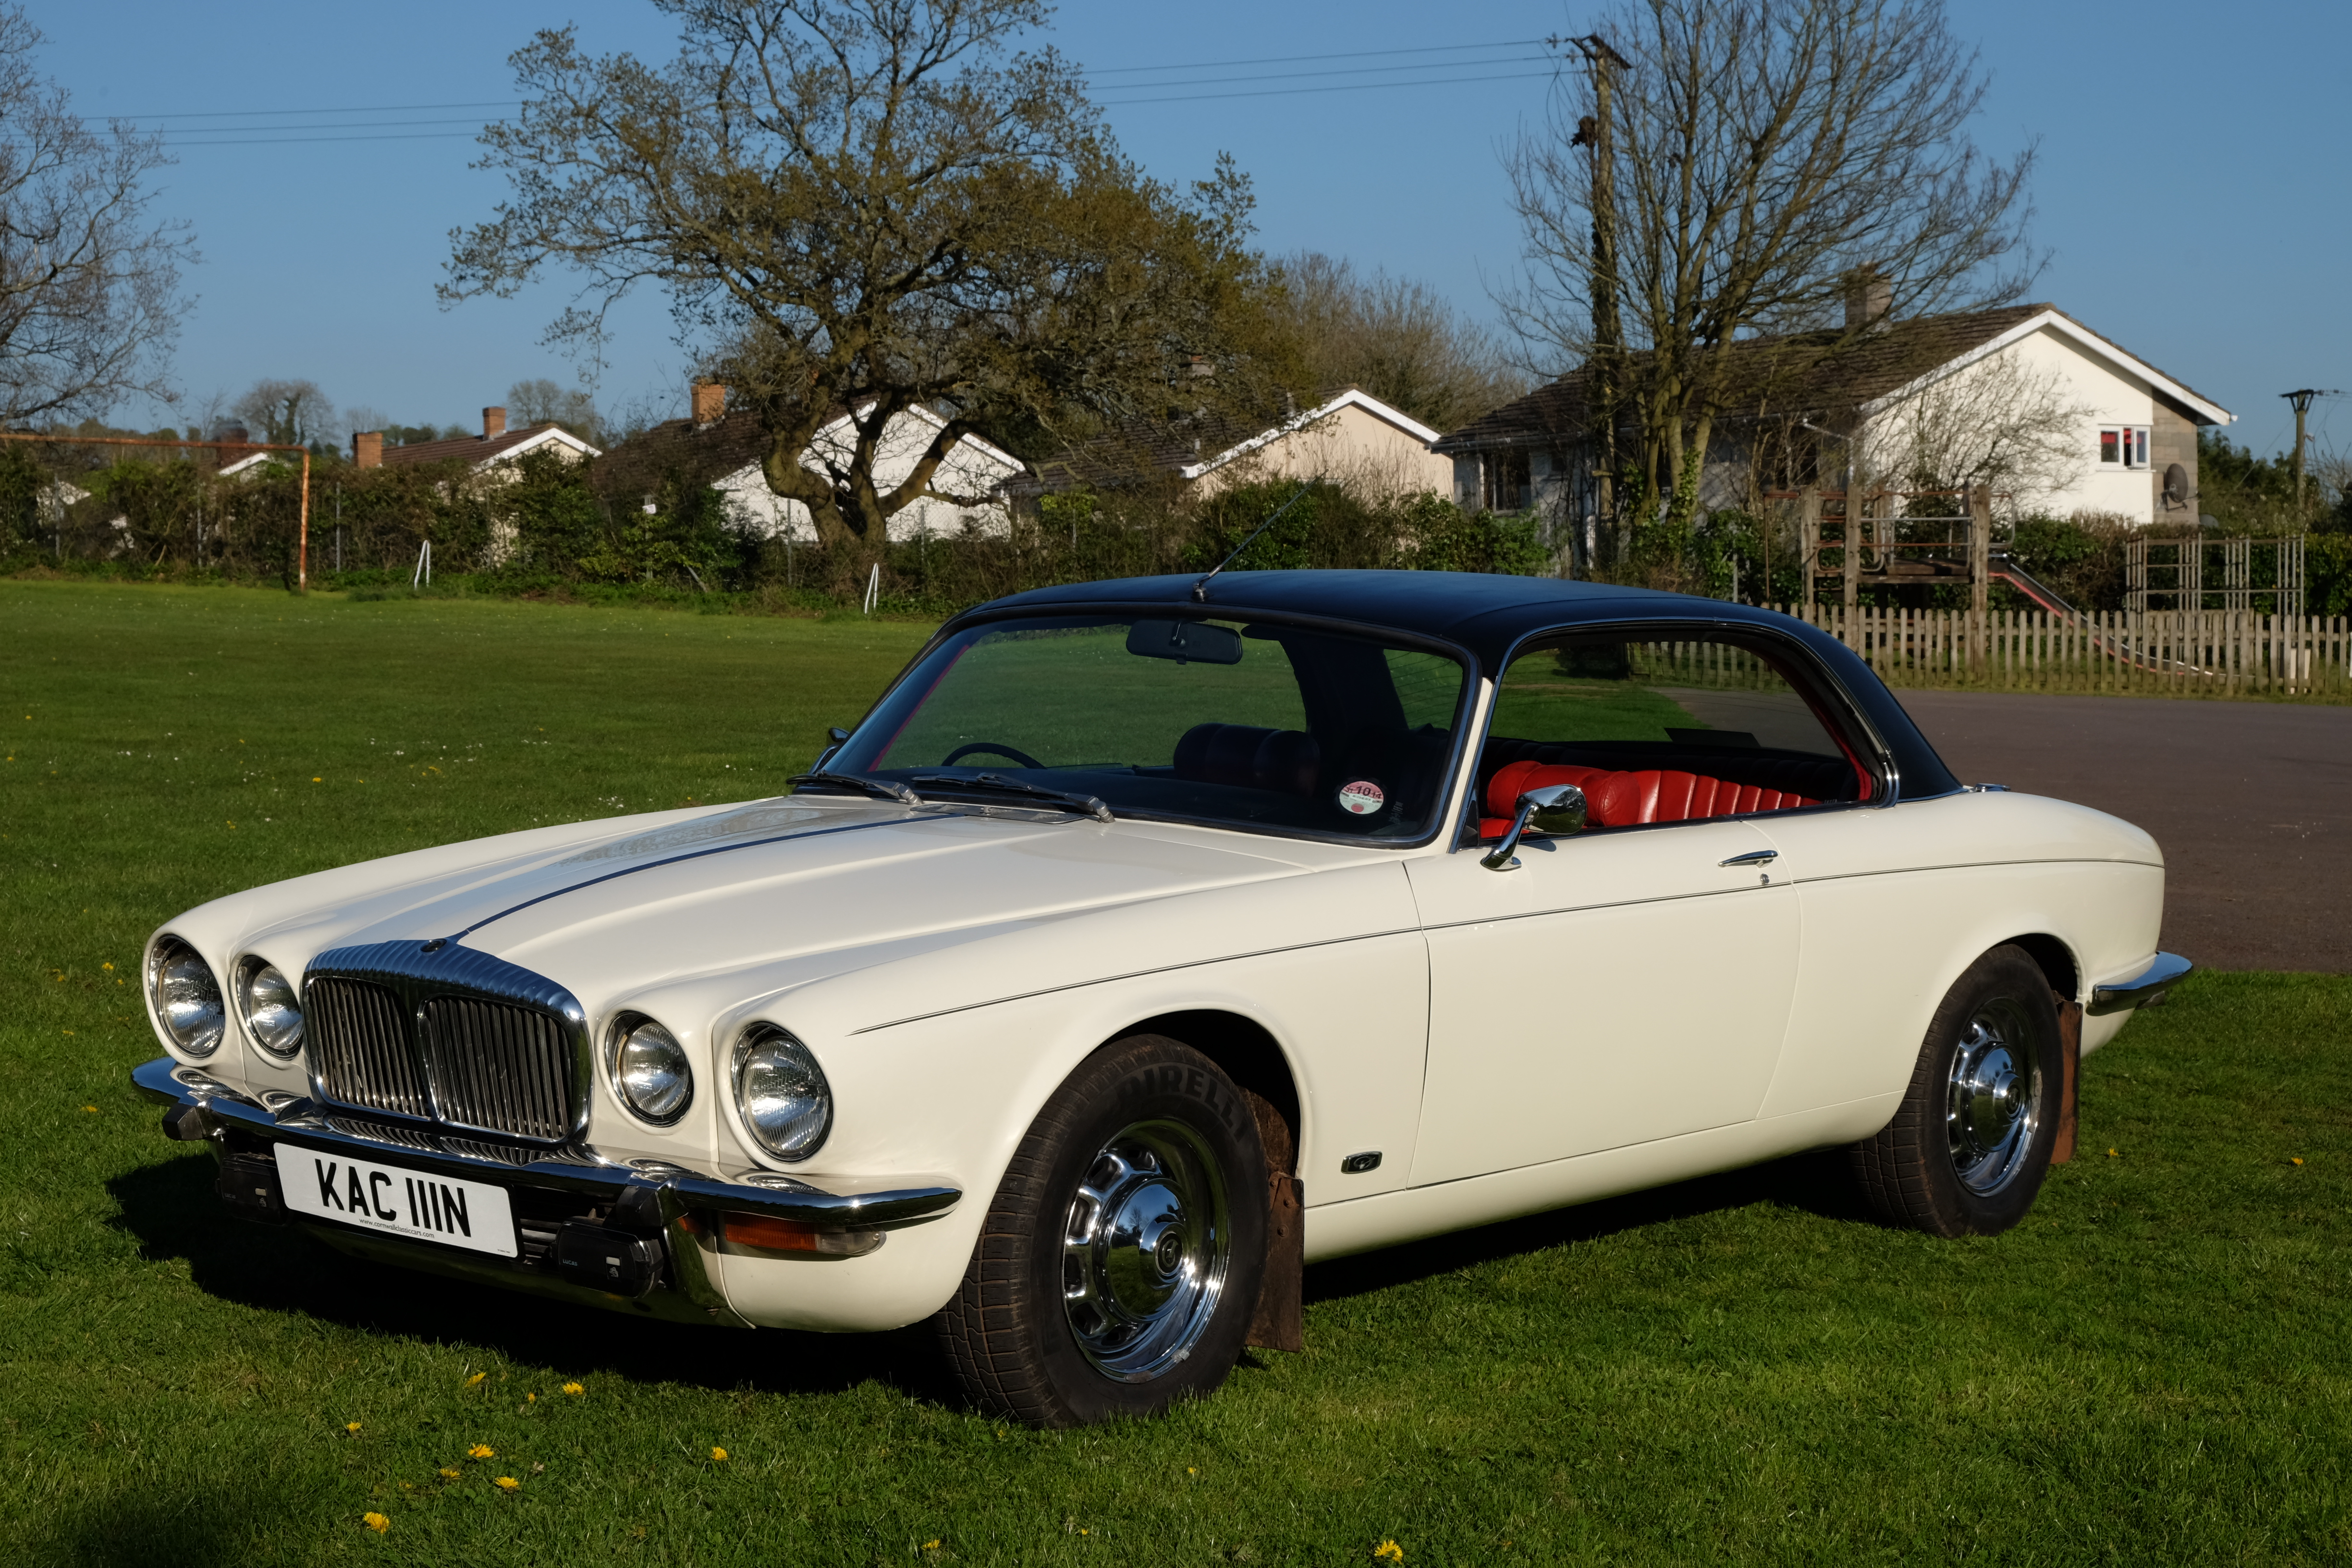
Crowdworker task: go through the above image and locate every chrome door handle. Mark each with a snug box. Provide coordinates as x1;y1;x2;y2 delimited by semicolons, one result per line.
1719;849;1778;867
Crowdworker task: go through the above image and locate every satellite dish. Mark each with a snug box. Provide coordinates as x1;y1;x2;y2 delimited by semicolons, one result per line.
2163;463;2189;505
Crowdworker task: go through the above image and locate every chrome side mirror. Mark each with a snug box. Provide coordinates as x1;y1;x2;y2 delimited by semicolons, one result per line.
1481;783;1587;871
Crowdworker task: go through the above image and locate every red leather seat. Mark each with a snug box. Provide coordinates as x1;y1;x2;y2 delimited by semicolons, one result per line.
1482;758;1816;837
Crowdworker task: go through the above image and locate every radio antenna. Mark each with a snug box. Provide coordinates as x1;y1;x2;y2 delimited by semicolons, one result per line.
1191;482;1313;602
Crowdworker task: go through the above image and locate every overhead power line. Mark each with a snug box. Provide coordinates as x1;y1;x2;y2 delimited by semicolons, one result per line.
122;39;1568;149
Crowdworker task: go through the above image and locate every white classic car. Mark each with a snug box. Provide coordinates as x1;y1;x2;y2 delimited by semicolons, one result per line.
136;570;2187;1426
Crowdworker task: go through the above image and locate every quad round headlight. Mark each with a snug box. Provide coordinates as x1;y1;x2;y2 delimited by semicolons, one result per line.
610;1014;693;1125
147;935;224;1057
234;958;305;1059
732;1025;831;1162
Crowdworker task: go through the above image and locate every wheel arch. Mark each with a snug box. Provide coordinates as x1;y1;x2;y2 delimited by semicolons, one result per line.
2003;932;2082;1004
1115;1008;1301;1177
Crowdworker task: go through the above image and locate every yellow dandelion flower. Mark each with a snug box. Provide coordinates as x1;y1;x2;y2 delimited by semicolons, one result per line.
2107;1148;2119;1158
439;1468;460;1480
1374;1540;1404;1561
493;1476;520;1493
526;1392;536;1403
561;1382;584;1396
345;1421;362;1434
101;962;113;971
710;1446;728;1462
362;1512;389;1533
2292;1157;2305;1166
82;1105;97;1114
1187;1467;1197;1475
465;1372;487;1387
468;1444;494;1459
312;777;322;783
923;1542;942;1551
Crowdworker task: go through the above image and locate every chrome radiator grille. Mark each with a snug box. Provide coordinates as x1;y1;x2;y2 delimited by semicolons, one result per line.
303;942;587;1147
423;997;572;1143
307;979;430;1120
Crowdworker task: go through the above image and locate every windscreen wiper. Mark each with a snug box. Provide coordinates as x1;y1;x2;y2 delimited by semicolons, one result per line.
909;772;1114;823
787;769;923;806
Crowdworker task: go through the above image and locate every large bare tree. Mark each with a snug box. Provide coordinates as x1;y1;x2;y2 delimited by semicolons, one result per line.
1504;0;2038;528
0;5;193;425
445;0;1285;574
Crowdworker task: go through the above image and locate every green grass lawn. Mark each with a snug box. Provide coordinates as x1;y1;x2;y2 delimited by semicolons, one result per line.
4;580;2348;1565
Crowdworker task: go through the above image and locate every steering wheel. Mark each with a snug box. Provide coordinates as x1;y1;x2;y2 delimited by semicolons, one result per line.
942;741;1047;770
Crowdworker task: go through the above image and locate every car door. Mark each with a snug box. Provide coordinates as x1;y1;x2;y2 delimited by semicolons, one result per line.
1405;625;1872;1188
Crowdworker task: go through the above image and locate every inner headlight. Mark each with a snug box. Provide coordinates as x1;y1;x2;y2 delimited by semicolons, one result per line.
234;958;305;1058
147;936;224;1057
733;1025;831;1162
610;1014;693;1125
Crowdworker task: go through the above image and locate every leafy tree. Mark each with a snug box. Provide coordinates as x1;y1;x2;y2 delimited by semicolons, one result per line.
444;0;1294;585
505;378;602;445
1273;252;1525;432
2197;429;2304;534
0;5;193;424
230;379;333;448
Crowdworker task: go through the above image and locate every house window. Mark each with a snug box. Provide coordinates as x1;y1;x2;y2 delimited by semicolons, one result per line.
1484;449;1532;512
2099;426;2150;469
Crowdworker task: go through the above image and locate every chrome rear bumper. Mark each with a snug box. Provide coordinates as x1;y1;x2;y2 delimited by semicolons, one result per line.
2087;952;2193;1017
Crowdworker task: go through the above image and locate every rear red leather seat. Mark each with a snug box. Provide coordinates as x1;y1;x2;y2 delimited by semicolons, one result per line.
1481;758;1816;837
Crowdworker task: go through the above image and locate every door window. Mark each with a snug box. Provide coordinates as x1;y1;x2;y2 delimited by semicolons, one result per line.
1477;631;1870;835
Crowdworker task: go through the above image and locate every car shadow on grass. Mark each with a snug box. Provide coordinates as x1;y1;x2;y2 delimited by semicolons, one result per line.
106;1152;958;1407
1303;1148;1875;1307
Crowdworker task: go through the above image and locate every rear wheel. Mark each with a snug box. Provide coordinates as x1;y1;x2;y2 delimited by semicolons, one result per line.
936;1034;1267;1427
1852;944;2062;1237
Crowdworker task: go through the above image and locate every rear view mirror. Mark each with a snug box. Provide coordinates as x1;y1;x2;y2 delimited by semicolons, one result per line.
1127;619;1243;666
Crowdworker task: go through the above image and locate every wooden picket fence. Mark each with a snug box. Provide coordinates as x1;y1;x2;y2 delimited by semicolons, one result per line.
1769;605;2352;700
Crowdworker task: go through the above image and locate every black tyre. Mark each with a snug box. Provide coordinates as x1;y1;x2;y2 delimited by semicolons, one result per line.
936;1034;1268;1427
1851;944;2062;1237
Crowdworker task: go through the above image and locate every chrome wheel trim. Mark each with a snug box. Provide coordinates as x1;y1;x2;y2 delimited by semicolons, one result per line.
1946;1000;2038;1196
1060;1118;1232;1384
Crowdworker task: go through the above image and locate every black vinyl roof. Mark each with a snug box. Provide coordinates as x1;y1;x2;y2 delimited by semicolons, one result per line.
959;570;1960;798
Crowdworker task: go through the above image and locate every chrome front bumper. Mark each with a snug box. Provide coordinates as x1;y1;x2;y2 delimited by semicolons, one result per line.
133;1056;961;1323
2087;951;2194;1017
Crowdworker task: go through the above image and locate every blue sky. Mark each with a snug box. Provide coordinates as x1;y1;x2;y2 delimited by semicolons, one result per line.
39;0;2352;459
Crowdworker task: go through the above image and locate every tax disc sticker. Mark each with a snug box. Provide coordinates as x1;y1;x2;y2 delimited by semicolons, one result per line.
1336;779;1387;816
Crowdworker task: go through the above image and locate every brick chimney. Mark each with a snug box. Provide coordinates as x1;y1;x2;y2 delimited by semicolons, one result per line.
1844;267;1892;332
691;380;726;426
353;430;383;469
482;406;507;440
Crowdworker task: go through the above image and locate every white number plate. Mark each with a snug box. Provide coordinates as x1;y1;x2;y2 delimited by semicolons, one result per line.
275;1144;518;1258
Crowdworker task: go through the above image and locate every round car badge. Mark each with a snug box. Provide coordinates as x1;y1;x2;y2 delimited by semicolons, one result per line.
1335;779;1387;817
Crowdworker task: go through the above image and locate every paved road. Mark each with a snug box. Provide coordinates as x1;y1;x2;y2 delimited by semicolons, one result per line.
1894;691;2352;973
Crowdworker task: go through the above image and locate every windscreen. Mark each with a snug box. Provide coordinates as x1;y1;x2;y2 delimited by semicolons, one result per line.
825;615;1469;841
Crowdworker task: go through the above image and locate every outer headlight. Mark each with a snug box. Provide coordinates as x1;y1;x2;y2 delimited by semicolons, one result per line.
147;935;224;1057
609;1013;693;1125
732;1025;831;1162
234;957;305;1059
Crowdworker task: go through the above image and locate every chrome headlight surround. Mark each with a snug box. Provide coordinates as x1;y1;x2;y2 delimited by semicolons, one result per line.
731;1024;832;1163
607;1012;694;1127
147;934;225;1058
233;956;306;1059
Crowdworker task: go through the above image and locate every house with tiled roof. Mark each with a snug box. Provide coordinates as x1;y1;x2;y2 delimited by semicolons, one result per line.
345;405;600;471
1434;286;2233;530
597;382;1020;541
1018;387;1452;503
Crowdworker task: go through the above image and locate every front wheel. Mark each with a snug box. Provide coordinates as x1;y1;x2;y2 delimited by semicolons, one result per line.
936;1035;1267;1426
1851;944;2062;1237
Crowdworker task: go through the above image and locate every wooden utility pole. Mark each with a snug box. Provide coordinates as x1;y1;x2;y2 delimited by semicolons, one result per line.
1562;34;1630;565
2279;389;2337;523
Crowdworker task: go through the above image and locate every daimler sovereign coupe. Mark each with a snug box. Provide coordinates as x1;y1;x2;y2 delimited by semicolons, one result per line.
136;570;2187;1426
